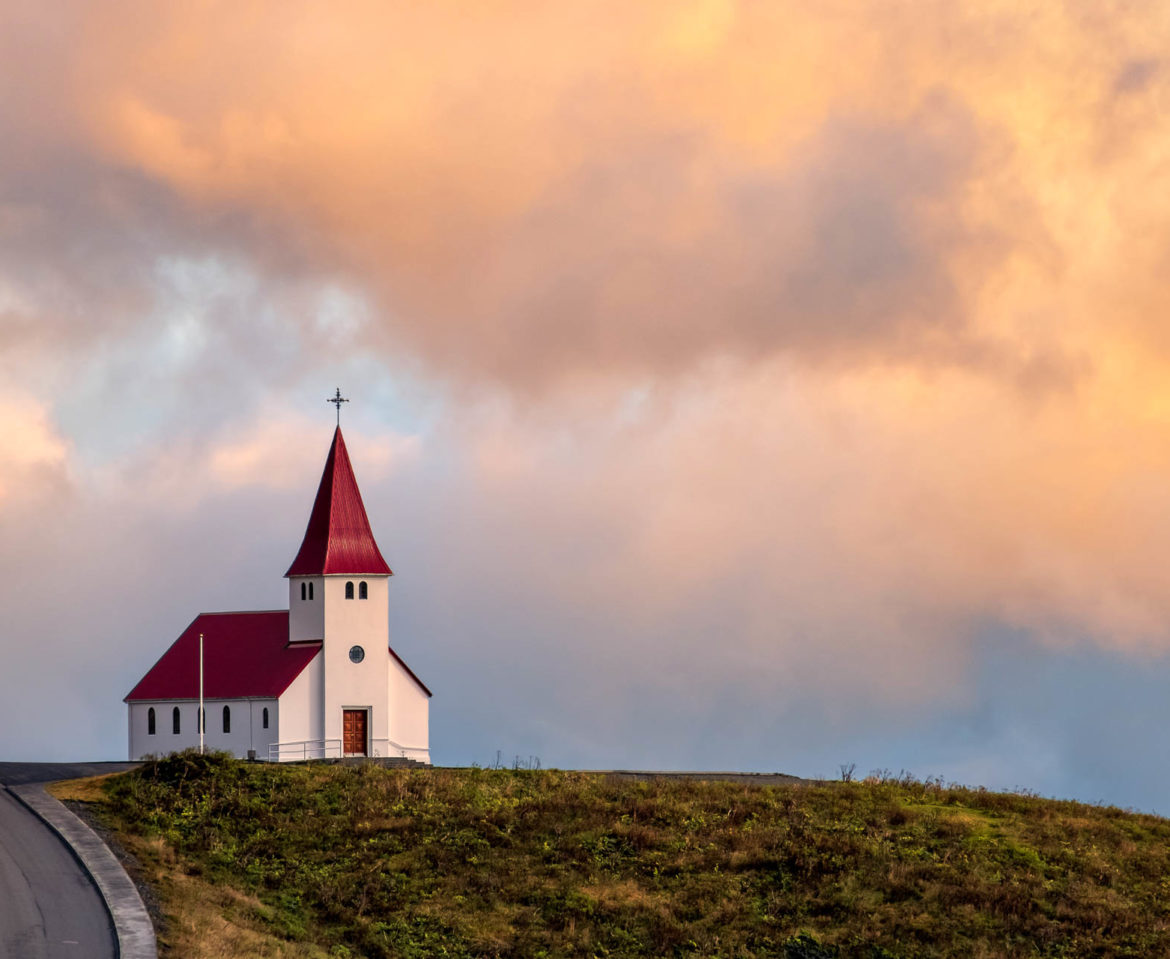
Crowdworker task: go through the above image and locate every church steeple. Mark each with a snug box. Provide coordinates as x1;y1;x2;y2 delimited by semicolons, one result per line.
285;427;392;577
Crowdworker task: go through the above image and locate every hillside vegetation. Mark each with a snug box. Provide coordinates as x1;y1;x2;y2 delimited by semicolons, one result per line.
71;753;1170;958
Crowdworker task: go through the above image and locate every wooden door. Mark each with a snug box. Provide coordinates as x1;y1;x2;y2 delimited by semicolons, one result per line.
343;709;368;756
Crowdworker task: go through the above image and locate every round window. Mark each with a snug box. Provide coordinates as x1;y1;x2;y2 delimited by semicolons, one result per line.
348;645;365;664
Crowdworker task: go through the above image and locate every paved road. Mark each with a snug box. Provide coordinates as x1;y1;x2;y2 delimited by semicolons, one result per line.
0;764;134;959
0;788;115;958
0;763;138;787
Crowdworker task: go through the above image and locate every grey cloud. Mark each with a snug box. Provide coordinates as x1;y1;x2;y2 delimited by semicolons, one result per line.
397;95;1001;387
0;5;1063;401
1113;58;1161;96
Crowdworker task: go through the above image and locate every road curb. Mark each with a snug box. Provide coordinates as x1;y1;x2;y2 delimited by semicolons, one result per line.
8;784;157;959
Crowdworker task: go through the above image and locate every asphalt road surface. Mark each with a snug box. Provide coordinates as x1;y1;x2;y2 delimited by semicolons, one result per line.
0;764;134;959
0;763;138;788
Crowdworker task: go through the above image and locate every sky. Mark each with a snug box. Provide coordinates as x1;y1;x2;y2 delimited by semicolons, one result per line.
4;0;1170;810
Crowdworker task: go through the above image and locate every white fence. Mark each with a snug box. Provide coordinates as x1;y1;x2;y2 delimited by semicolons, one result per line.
267;738;430;763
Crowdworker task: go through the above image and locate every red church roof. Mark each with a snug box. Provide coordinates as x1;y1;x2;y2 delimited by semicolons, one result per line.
124;611;320;701
285;427;392;577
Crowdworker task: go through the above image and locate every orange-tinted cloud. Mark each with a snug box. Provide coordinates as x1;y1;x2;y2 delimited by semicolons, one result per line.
422;354;1170;715
0;2;1044;380
5;1;1166;385
0;395;69;502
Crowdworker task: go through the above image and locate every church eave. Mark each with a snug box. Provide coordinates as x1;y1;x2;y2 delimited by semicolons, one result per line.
123;694;289;704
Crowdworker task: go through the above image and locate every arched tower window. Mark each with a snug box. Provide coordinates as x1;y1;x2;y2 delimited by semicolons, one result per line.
309;582;314;600
262;707;269;729
172;707;181;734
345;581;354;599
300;583;306;600
147;707;156;735
359;581;368;600
222;705;231;734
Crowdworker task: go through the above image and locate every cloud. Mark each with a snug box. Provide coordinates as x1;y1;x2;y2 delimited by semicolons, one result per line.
4;1;1161;403
0;1;1065;386
406;351;1170;729
208;412;418;491
0;394;70;502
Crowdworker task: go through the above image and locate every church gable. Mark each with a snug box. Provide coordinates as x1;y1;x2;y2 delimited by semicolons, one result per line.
390;646;433;699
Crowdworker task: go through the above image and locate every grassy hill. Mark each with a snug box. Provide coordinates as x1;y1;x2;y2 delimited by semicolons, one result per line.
60;753;1170;958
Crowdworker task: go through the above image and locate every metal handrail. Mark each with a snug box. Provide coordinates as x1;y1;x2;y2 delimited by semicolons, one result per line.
377;739;430;761
268;738;343;762
267;737;430;763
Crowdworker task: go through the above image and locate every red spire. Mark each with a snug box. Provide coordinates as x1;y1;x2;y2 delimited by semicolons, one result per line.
285;427;392;577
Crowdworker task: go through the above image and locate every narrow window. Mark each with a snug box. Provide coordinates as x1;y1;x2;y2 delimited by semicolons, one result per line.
359;581;368;600
300;583;306;600
223;705;231;734
172;706;181;734
309;582;314;600
199;708;205;733
345;581;354;599
147;707;156;735
262;707;269;729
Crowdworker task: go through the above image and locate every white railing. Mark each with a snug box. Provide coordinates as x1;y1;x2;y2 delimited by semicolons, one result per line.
380;739;431;763
268;738;342;761
267;738;430;763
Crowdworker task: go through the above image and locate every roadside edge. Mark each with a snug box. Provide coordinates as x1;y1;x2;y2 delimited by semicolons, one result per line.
8;783;157;959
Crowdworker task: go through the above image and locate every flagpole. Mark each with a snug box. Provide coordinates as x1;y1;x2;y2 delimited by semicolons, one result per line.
199;632;205;755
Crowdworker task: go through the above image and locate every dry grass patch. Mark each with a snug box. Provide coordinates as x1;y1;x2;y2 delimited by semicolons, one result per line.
48;773;121;803
152;869;326;959
580;878;668;914
122;828;328;958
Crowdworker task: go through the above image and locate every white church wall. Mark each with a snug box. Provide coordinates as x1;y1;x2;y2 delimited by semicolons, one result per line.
322;575;392;750
128;699;277;760
204;700;248;758
288;577;325;642
128;701;201;759
387;656;430;762
248;700;278;759
128;702;157;760
276;648;324;756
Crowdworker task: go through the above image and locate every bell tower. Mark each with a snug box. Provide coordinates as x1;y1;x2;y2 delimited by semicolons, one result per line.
285;418;394;755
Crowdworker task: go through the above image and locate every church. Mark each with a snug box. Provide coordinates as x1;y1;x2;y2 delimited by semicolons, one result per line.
124;423;431;763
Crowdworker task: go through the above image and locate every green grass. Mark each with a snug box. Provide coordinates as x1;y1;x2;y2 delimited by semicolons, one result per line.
87;752;1170;957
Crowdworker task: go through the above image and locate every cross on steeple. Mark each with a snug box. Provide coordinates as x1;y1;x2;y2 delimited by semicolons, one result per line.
327;388;349;426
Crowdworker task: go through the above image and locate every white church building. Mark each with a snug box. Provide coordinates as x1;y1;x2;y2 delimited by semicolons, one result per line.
125;426;431;763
